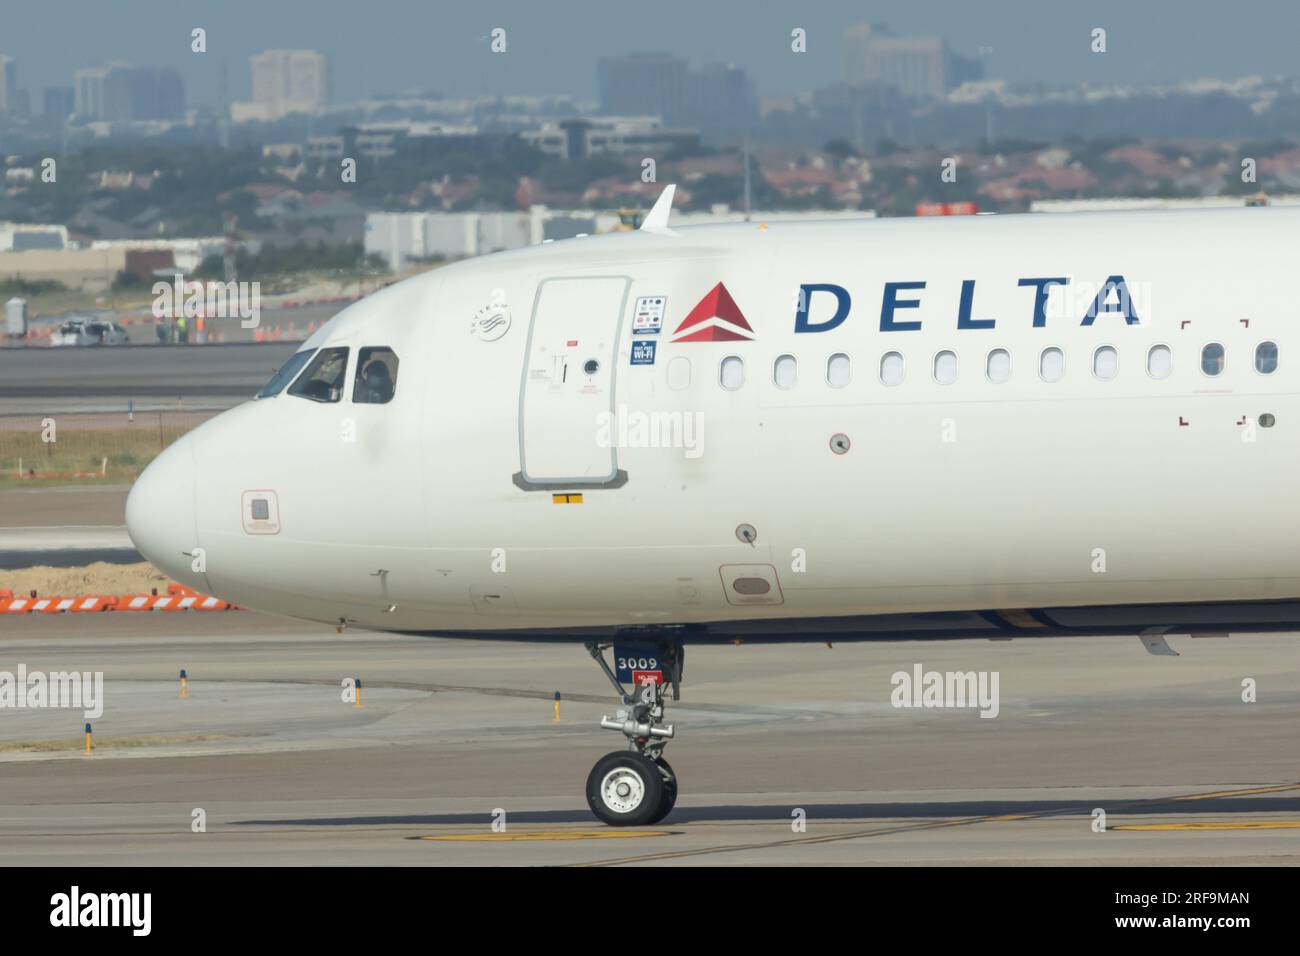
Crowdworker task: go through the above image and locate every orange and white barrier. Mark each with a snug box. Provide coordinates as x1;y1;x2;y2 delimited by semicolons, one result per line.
0;585;237;614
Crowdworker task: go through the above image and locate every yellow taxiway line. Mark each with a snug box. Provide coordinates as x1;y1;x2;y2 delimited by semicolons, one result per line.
1113;821;1300;831
419;830;669;842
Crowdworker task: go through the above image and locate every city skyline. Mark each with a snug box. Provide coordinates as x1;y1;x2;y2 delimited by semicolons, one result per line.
3;0;1300;115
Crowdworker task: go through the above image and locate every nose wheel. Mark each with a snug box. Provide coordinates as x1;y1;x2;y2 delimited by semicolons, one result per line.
584;640;683;826
652;756;678;823
586;752;676;825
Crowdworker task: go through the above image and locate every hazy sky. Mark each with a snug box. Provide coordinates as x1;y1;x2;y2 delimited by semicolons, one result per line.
4;0;1300;106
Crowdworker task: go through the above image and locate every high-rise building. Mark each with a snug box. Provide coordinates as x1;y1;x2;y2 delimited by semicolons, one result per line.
597;53;688;123
43;85;75;119
685;63;758;136
0;55;16;115
103;66;185;120
234;50;329;122
73;64;184;120
74;66;109;119
843;24;952;100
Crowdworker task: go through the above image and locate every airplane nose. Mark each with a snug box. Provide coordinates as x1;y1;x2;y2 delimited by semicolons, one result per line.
126;433;198;579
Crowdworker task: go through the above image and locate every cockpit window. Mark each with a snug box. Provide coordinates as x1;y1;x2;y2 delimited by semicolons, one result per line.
353;347;399;404
287;347;349;403
256;348;316;399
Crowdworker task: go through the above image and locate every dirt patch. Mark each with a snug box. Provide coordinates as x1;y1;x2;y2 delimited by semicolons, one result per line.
1;561;170;597
0;734;231;753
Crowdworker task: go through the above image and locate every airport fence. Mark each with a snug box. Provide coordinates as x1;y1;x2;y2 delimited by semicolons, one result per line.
0;410;218;484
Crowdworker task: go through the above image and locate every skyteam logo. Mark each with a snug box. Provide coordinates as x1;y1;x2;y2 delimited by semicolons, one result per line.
670;282;756;342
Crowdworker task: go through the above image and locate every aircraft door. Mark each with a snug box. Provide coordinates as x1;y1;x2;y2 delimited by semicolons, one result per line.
515;276;630;489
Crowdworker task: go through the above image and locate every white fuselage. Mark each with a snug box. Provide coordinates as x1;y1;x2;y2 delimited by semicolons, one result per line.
126;207;1300;641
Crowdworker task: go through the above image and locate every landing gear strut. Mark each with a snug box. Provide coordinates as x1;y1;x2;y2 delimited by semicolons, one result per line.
583;639;683;826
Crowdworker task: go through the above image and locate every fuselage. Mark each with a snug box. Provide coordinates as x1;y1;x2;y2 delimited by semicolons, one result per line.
126;206;1300;642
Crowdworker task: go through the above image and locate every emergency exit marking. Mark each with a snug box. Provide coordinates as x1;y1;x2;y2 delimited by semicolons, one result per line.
552;493;584;504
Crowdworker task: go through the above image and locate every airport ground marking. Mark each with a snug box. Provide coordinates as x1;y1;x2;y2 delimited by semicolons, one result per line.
417;830;669;842
1169;783;1300;801
1113;821;1300;831
572;781;1300;866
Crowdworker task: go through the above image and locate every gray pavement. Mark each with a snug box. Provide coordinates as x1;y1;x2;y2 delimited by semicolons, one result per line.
0;612;1296;865
0;341;299;413
0;524;137;569
0;486;137;567
0;484;130;528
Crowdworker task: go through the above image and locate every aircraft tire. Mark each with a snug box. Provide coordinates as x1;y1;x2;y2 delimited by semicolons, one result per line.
586;751;665;826
648;756;678;824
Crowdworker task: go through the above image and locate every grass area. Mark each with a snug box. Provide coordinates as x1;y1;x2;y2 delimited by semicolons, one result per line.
2;477;123;489
0;422;193;485
1;476;134;489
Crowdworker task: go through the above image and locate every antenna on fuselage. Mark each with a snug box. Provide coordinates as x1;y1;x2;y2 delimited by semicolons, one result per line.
640;184;677;236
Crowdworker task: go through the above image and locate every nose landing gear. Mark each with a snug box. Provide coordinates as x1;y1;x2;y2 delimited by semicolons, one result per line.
583;640;682;826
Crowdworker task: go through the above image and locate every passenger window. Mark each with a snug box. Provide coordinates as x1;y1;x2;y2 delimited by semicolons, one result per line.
353;347;399;404
773;354;798;389
720;355;744;390
287;347;349;403
1039;347;1064;382
826;352;851;387
1147;344;1172;379
1201;343;1225;376
1255;341;1278;374
1093;345;1118;380
986;349;1010;384
667;356;691;390
257;348;316;399
879;351;904;386
933;350;958;385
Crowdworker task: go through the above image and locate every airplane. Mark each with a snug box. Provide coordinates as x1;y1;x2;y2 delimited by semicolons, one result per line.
126;185;1300;826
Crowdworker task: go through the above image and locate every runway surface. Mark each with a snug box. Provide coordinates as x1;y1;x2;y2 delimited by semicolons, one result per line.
0;342;299;413
0;486;137;567
0;525;137;569
1;612;1297;865
0;484;129;528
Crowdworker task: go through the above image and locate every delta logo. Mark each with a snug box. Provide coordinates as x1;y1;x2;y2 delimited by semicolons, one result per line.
670;282;755;343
